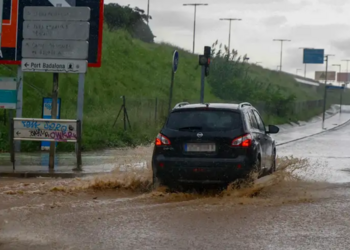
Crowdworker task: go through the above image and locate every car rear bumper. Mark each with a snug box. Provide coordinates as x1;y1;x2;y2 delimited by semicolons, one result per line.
153;155;254;184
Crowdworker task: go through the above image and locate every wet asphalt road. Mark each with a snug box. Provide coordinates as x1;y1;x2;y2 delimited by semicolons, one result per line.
2;121;350;249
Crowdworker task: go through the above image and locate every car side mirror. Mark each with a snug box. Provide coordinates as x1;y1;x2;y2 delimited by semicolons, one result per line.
266;125;279;134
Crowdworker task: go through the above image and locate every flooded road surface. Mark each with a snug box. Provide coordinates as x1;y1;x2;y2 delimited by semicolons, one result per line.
2;119;350;249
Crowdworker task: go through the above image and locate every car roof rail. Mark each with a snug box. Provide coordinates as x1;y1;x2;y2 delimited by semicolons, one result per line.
173;102;189;109
239;102;252;108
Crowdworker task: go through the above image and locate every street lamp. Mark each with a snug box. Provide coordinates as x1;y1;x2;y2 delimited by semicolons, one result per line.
183;3;208;53
219;18;241;59
341;59;350;72
273;39;291;72
322;54;335;129
147;0;150;25
332;64;341;73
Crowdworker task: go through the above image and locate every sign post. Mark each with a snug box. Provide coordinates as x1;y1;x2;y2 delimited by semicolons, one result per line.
11;118;82;170
1;0;104;156
168;50;179;113
322;54;335;129
41;97;61;150
20;6;91;170
302;48;324;78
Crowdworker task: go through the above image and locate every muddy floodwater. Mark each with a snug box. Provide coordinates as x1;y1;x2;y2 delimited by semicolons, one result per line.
2;118;350;249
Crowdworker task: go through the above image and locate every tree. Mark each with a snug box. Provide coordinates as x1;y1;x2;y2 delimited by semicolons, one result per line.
104;3;155;43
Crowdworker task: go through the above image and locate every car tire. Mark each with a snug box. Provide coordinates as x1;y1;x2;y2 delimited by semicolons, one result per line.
270;150;276;173
255;157;263;178
152;167;164;189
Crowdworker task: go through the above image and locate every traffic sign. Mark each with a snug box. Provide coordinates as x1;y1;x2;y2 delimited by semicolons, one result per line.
21;58;88;73
0;0;103;67
0;77;17;109
326;85;345;90
303;49;324;64
23;6;91;21
23;21;90;40
22;40;89;59
172;50;179;73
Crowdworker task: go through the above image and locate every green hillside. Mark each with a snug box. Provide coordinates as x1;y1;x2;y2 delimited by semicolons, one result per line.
0;29;345;152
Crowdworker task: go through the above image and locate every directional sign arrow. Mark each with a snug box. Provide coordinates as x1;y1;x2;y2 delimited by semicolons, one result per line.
16;131;21;135
48;0;71;7
24;63;29;67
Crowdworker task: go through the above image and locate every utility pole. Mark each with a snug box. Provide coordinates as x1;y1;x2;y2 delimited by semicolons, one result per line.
341;59;350;83
147;0;150;25
322;54;335;129
183;3;208;54
219;18;241;59
273;39;291;72
341;59;350;72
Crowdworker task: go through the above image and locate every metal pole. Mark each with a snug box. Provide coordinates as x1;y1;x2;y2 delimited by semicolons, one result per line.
168;69;175;113
340;88;343;114
123;95;126;131
147;0;150;25
15;66;23;152
192;5;196;53
200;65;205;102
280;41;283;71
76;73;85;153
49;73;59;169
322;55;332;129
183;4;208;54
228;20;231;58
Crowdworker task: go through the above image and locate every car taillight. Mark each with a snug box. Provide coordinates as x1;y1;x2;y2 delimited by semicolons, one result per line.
155;133;171;146
232;134;252;147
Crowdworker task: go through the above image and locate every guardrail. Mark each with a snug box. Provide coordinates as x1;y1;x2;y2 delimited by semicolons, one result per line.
10;118;82;170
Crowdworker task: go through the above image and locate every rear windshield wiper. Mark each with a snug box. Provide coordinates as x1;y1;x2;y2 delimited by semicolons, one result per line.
177;126;203;131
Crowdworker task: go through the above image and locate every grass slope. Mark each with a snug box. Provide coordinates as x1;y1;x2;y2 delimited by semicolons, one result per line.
0;29;343;152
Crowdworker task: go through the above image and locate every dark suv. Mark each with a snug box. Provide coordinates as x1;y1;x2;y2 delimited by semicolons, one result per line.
151;102;279;187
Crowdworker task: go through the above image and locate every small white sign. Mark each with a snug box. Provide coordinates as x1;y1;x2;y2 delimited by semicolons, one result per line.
14;118;78;142
21;58;87;73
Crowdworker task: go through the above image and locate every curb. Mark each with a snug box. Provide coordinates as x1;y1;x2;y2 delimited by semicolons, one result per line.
276;116;350;147
0;172;101;179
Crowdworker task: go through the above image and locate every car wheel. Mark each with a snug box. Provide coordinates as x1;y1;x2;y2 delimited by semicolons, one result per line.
152;168;164;189
270;150;276;173
256;157;263;177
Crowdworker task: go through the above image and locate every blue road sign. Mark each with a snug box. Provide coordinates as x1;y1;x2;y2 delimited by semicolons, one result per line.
326;85;344;90
303;49;324;64
0;77;17;109
41;97;61;150
172;50;179;73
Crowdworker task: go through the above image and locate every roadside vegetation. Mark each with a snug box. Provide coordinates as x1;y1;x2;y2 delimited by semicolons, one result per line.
0;3;347;152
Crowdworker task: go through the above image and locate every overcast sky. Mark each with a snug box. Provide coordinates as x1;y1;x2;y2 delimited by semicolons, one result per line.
105;0;350;79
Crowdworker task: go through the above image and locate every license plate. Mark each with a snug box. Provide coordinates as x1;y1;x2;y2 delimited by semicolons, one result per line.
184;143;216;152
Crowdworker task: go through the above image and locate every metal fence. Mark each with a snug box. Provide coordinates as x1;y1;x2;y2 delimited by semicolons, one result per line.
0;97;325;130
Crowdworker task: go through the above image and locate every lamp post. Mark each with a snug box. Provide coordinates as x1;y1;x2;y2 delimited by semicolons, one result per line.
273;39;291;71
183;3;208;53
219;18;241;59
147;0;150;25
322;54;335;129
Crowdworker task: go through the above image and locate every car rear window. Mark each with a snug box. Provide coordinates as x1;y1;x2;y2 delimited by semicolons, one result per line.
166;109;242;131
